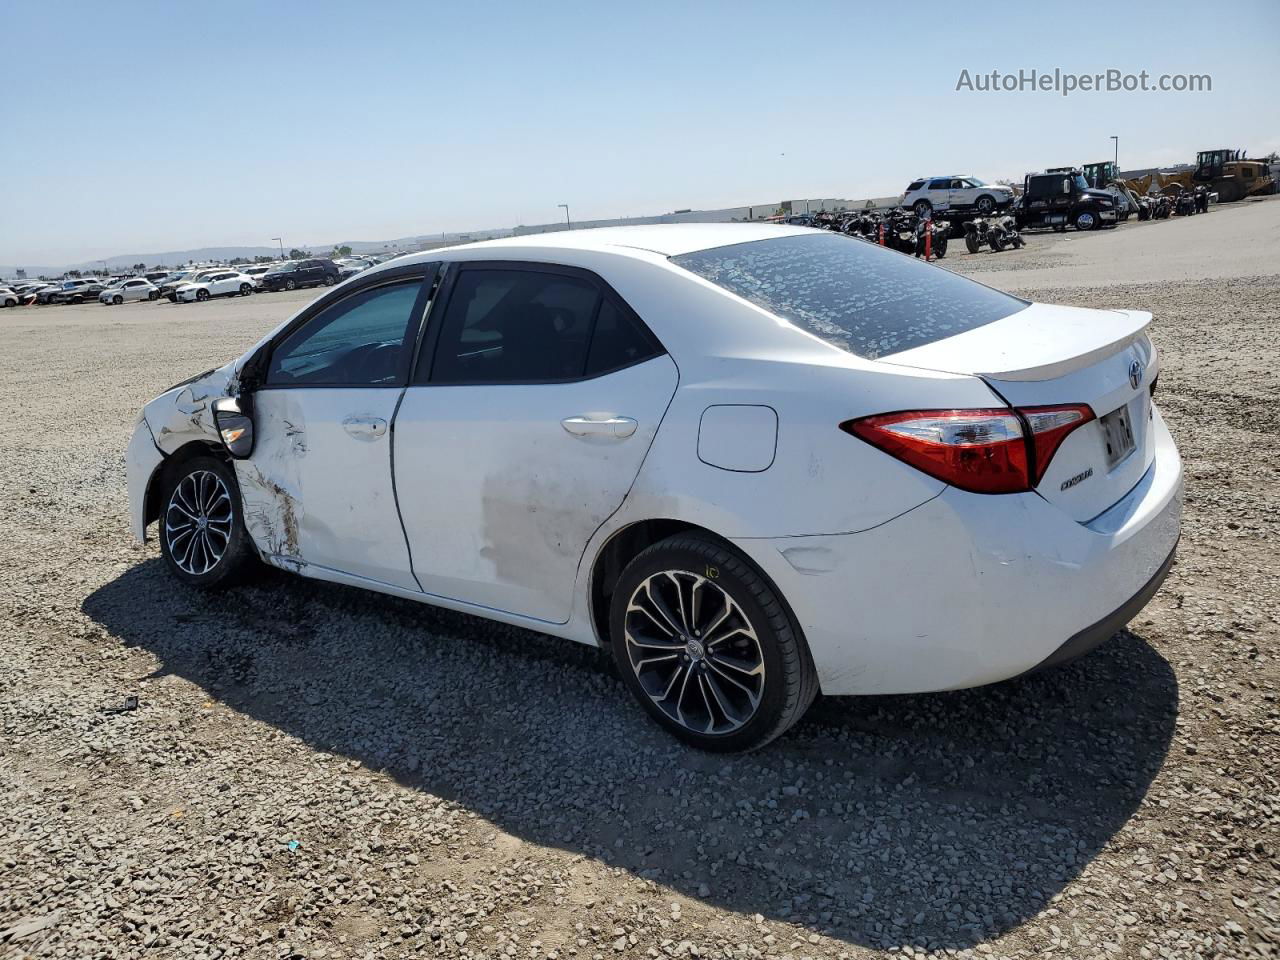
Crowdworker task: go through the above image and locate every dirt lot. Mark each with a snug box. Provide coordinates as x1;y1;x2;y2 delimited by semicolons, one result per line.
2;202;1277;960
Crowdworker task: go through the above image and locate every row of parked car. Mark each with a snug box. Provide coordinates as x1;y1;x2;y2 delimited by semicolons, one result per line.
0;254;389;309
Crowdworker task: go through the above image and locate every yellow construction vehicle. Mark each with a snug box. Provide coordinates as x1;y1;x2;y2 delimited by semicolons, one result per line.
1148;150;1274;201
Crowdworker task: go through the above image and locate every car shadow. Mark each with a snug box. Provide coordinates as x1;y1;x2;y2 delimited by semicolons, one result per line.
82;559;1177;952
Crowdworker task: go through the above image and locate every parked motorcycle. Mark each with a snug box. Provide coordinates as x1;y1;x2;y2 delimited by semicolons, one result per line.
964;214;1025;253
1174;191;1196;216
912;216;949;258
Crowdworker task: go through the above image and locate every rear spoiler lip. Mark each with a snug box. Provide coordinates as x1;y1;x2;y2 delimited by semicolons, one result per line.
878;306;1153;383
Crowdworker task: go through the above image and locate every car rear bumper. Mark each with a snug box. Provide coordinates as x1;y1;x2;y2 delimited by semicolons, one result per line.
126;418;164;542
735;407;1183;695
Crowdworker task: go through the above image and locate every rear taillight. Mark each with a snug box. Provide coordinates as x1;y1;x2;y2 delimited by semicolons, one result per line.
841;404;1093;495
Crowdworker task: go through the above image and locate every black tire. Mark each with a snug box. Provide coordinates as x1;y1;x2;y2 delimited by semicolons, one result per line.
168;294;178;302
932;233;947;258
148;290;159;301
158;456;258;589
323;274;337;286
195;288;209;301
990;232;1007;252
974;195;996;215
112;295;123;305
1073;209;1099;231
912;200;932;219
964;233;980;254
285;279;297;291
608;534;818;752
239;283;251;296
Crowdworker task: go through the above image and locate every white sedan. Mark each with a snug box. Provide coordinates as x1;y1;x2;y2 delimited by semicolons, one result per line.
175;270;256;302
126;224;1182;751
100;278;160;304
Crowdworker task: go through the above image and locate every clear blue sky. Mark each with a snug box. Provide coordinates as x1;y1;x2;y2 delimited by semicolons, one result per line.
3;0;1277;265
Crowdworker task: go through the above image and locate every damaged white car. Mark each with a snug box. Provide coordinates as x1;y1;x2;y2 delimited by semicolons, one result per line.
128;224;1182;751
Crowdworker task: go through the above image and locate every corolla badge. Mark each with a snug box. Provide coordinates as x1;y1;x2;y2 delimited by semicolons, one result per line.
1128;359;1143;391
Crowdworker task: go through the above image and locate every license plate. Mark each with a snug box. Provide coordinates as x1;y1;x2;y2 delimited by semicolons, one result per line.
1100;404;1136;468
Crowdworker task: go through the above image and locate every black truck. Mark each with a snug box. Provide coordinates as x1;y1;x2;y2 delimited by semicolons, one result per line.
1014;169;1119;232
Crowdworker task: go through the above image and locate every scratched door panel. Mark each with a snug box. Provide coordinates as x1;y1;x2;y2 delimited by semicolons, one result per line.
393;356;679;623
235;388;417;589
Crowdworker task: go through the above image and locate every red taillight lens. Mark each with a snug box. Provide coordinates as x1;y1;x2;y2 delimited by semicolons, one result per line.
842;404;1094;495
1019;404;1094;485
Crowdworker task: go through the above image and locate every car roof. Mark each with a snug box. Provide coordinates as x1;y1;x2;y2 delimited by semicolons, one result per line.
398;223;817;262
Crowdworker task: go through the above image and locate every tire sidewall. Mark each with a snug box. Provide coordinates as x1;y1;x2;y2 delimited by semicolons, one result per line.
608;539;800;751
158;455;254;589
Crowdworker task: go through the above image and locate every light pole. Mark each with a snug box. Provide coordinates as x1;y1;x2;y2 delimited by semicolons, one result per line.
558;204;571;230
271;237;284;260
1110;136;1119;170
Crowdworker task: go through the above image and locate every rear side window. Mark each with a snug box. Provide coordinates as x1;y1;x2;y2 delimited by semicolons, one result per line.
426;267;660;384
928;178;952;189
671;233;1027;359
906;180;925;192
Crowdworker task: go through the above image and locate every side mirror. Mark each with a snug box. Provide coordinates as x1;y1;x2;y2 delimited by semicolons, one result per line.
1062;179;1072;194
212;396;255;459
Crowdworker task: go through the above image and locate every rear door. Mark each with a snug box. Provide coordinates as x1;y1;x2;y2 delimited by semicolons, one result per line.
926;177;953;211
393;262;677;623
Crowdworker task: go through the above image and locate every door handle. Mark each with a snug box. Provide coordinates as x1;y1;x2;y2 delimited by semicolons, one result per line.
343;416;387;441
561;416;638;439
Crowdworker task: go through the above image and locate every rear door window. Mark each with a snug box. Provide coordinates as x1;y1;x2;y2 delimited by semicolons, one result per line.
424;266;662;384
671;233;1028;359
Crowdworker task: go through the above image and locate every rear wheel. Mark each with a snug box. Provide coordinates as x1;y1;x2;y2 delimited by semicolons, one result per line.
285;279;296;291
990;232;1007;252
964;233;981;254
913;200;932;219
323;274;336;286
932;233;947;258
609;534;818;752
159;456;257;589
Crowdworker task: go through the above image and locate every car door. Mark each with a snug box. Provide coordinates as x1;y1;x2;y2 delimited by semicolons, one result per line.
123;280;143;300
393;262;678;623
926;177;953;211
951;178;976;208
235;267;437;588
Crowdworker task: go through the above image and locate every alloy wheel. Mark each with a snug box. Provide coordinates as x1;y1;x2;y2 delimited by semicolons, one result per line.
623;570;765;736
164;469;233;576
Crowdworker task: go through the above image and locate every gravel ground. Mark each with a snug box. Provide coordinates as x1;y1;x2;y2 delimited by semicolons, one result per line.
2;203;1277;960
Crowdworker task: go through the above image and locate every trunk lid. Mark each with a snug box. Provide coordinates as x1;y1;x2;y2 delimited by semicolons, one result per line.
882;302;1157;521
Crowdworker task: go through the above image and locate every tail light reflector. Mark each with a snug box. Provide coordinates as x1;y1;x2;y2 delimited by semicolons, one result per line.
842;404;1094;494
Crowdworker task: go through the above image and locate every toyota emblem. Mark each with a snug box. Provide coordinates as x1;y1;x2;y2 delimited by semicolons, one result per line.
1128;359;1143;390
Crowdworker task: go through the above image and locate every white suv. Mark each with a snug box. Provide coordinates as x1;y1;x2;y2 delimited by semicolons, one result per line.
900;176;1015;218
175;271;255;302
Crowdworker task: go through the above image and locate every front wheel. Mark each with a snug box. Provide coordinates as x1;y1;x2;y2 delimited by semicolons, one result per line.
990;232;1007;252
974;195;996;215
609;534;818;752
1074;210;1098;231
964;232;981;254
239;283;251;296
323;274;336;286
112;295;123;305
196;288;210;301
932;233;947;258
285;279;296;291
159;456;258;589
148;290;159;301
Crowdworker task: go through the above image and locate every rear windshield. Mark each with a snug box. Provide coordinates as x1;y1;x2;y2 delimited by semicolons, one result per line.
671;233;1028;359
